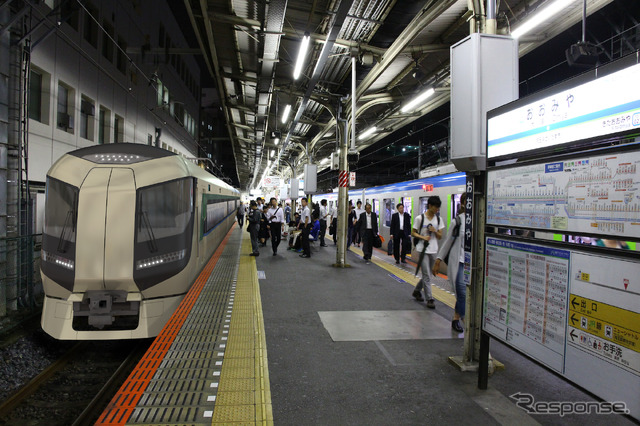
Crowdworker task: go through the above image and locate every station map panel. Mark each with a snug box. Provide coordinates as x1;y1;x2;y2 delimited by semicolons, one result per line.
487;150;640;238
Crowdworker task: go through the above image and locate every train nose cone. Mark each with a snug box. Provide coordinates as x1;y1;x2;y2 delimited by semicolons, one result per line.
75;168;137;292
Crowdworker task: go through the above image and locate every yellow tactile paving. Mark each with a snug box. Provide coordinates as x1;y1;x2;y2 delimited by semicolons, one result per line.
349;246;456;309
212;231;273;425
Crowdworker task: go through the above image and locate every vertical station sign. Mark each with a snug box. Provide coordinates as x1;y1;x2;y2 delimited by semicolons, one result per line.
462;175;473;286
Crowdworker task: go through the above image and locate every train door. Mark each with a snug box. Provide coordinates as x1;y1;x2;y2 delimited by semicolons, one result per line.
402;196;412;221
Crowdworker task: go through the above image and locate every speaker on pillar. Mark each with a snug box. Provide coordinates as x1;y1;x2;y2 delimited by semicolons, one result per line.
303;164;317;194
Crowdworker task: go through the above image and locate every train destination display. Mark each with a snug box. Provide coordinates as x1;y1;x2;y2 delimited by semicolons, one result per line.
487;62;640;159
487;150;640;238
483;238;570;373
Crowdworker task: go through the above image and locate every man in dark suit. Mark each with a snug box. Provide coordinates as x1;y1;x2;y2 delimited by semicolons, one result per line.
390;203;411;264
356;202;378;263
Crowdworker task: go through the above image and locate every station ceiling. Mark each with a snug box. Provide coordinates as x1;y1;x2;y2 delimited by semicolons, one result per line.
183;0;616;191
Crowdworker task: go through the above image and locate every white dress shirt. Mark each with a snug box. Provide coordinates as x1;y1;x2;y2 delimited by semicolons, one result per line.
268;206;284;223
365;212;372;229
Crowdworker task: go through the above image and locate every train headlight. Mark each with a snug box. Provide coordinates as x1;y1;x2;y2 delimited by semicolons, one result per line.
135;249;186;270
42;250;75;270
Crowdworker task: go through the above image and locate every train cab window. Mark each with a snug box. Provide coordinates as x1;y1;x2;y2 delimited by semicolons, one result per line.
42;177;79;291
133;178;194;290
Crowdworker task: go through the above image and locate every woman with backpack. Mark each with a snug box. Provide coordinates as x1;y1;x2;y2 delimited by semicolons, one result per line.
432;192;467;333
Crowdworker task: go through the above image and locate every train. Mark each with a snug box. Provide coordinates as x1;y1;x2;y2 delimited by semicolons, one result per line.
40;143;240;340
313;164;467;262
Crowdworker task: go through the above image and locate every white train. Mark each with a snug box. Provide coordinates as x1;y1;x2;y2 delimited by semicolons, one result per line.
40;143;239;339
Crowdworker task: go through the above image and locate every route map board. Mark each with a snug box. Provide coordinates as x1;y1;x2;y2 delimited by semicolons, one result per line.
487;150;640;239
564;252;640;419
483;238;570;373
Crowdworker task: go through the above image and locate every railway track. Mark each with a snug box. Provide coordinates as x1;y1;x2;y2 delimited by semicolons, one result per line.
0;338;150;425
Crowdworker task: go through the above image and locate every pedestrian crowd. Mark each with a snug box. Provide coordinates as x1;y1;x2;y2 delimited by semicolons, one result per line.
237;194;467;334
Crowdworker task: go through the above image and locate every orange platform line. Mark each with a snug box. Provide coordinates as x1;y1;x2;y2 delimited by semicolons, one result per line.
95;224;237;426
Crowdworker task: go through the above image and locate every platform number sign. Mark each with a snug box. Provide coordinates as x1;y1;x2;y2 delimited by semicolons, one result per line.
462;175;473;286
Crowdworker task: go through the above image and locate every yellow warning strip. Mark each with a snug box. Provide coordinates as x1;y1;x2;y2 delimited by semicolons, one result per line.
212;231;273;425
348;246;456;309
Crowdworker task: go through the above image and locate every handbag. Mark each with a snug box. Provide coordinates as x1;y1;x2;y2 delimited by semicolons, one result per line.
373;234;382;248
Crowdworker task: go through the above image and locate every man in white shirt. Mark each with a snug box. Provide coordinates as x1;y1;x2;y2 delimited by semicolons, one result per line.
319;199;329;247
298;197;311;258
412;196;445;309
267;197;285;256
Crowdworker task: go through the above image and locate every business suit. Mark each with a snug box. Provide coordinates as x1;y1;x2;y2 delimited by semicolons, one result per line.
390;211;411;262
357;211;378;261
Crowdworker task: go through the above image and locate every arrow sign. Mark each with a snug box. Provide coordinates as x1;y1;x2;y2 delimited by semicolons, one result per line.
571;297;579;310
570;313;578;326
570;329;578;342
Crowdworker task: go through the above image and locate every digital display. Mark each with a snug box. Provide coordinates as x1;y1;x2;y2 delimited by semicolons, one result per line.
487;63;640;159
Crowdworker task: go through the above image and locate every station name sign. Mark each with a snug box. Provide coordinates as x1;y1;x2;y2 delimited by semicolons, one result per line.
487;62;640;159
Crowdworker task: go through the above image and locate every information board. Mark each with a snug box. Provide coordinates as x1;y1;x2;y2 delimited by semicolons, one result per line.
487;150;640;238
564;252;640;419
483;238;570;373
487;62;640;159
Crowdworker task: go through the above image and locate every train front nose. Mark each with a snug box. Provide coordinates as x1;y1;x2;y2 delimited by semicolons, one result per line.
74;167;139;328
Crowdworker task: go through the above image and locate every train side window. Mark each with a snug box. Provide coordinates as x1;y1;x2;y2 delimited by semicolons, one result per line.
372;199;380;218
382;198;395;227
451;193;463;221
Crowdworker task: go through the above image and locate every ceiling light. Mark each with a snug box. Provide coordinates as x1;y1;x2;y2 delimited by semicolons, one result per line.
358;126;377;141
401;87;435;113
511;0;572;39
281;104;291;123
293;33;311;80
274;137;280;145
270;150;275;158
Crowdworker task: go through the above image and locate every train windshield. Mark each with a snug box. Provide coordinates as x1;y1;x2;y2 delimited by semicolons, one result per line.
133;178;194;290
41;177;79;291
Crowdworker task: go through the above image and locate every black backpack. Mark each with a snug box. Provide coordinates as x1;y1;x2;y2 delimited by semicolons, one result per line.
413;214;441;247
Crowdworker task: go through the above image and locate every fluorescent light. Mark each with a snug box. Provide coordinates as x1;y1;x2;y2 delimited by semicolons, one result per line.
511;0;572;39
274;137;280;145
281;104;291;123
270;150;275;158
358;126;377;141
401;87;435;113
293;33;311;80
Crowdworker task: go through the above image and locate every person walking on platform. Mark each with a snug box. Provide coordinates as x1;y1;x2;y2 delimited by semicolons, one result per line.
267;197;284;256
353;200;364;247
247;201;261;256
356;203;378;263
319;199;329;247
285;202;292;224
390;203;411;264
413;196;445;309
433;193;466;332
330;203;339;245
298;198;311;258
236;202;245;227
259;205;270;246
347;204;357;249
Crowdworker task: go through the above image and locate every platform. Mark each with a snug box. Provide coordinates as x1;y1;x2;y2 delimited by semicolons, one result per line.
97;226;635;425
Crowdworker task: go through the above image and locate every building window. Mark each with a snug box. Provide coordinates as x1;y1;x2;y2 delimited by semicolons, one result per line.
29;70;42;122
57;82;75;133
148;134;153;146
158;23;165;47
98;106;111;144
116;36;127;74
156;79;164;106
83;2;98;48
102;20;114;62
80;96;95;141
114;114;124;143
56;0;79;31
